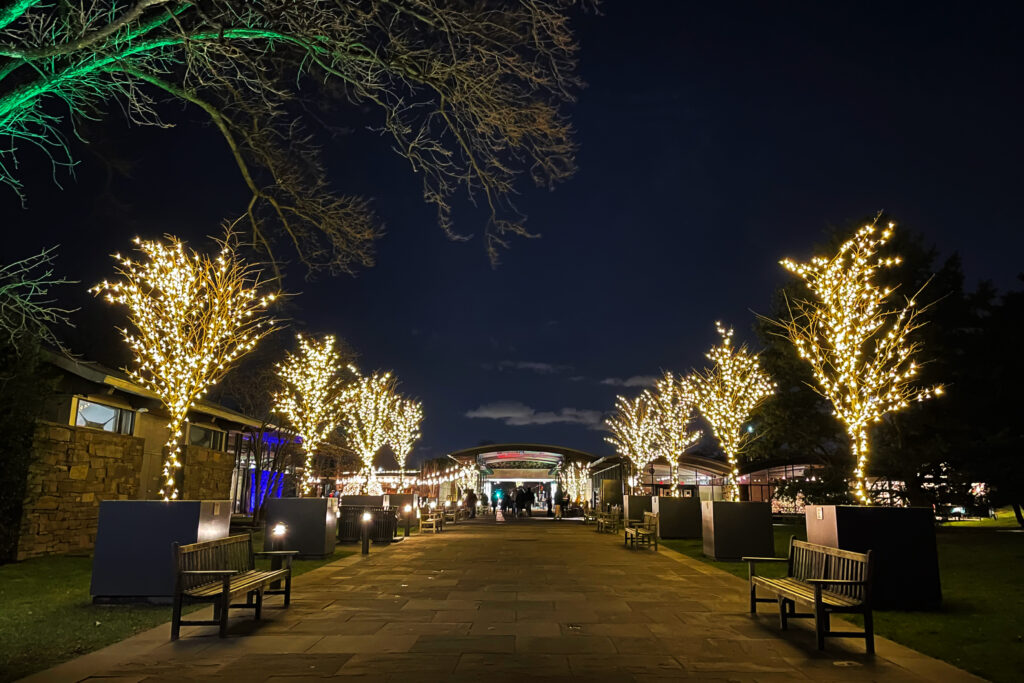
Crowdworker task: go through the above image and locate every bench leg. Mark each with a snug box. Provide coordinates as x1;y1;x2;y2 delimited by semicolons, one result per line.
749;581;757;613
814;603;828;650
778;596;788;630
284;571;292;607
255;588;264;621
864;609;875;655
219;594;230;637
171;594;183;641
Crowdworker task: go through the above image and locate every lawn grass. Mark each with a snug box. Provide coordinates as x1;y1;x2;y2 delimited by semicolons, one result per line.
663;522;1024;682
0;538;355;682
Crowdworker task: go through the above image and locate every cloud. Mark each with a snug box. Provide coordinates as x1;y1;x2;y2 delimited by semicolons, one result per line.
600;375;658;388
465;401;603;428
495;360;571;374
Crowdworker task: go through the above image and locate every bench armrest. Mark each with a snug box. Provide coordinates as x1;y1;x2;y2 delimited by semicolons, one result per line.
741;556;786;562
806;578;868;586
254;551;299;556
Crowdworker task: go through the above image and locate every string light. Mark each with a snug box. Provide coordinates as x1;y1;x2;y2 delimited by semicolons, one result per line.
340;366;397;495
388;397;423;492
273;334;345;495
779;220;943;504
91;234;278;501
688;323;775;501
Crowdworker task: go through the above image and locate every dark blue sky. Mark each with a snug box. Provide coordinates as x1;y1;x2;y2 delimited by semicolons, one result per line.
6;1;1024;465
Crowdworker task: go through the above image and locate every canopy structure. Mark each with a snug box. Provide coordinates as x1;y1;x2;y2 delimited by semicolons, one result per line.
448;443;600;483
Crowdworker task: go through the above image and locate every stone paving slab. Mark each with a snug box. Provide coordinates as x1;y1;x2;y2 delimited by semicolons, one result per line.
25;516;983;682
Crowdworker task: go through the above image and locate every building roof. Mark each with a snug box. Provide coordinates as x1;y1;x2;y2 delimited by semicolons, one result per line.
45;350;265;429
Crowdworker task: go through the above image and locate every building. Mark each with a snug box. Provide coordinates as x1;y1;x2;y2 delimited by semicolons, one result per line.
14;352;263;560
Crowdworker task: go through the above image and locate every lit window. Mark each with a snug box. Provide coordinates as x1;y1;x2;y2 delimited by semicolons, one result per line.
75;399;134;435
189;425;225;451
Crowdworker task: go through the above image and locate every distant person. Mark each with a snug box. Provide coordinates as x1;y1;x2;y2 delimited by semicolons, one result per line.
526;487;535;516
466;489;478;518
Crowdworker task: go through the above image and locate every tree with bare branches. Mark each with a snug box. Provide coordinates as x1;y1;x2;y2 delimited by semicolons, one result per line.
777;220;943;504
273;334;347;495
388;396;423;491
0;1;584;273
92;232;279;500
0;246;74;351
604;392;660;494
688;323;775;501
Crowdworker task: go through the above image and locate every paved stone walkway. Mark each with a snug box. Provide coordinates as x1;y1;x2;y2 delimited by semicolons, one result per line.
28;516;980;682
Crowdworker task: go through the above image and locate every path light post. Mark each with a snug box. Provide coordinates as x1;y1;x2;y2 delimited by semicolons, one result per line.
271;522;288;551
404;504;412;537
361;510;371;555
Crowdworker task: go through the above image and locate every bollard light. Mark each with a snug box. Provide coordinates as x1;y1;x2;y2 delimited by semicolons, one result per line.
272;522;287;537
362;511;372;522
360;509;371;555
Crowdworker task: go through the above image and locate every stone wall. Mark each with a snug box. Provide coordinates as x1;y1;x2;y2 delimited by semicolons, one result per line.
182;445;235;500
17;422;144;560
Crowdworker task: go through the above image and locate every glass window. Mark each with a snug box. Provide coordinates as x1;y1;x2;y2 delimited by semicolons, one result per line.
75;399;134;434
189;424;225;451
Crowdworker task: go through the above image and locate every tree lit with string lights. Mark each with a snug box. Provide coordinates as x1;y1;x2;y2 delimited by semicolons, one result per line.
340;366;397;495
778;220;943;504
651;371;702;495
559;461;591;504
273;334;346;495
604;392;660;493
389;397;423;491
92;233;278;500
688;323;775;501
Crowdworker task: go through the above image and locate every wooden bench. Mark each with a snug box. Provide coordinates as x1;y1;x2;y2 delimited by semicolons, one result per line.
745;537;875;653
171;533;296;639
596;509;621;533
582;505;598;525
624;511;659;550
420;510;442;533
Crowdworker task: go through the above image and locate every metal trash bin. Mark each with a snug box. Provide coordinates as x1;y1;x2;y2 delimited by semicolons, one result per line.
337;505;398;544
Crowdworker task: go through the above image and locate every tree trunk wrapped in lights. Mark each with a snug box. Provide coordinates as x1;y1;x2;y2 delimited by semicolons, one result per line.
388;397;423;492
340;366;397;495
92;233;278;500
778;220;943;504
604;392;660;494
558;461;591;504
688;323;775;501
651;371;702;496
273;334;346;496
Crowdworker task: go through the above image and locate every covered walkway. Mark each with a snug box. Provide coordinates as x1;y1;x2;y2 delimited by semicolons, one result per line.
29;519;978;682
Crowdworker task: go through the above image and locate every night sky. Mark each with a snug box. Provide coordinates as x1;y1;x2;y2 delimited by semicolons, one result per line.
6;2;1024;465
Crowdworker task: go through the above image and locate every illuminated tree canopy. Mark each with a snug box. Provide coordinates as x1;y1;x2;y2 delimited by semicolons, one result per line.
92;233;278;500
604;392;660;492
650;371;701;494
339;365;397;495
388;396;423;490
688;323;775;500
0;0;583;272
273;334;346;495
778;220;943;503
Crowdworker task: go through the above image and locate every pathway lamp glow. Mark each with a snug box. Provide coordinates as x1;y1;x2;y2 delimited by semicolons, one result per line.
360;510;372;555
271;522;288;551
403;504;413;537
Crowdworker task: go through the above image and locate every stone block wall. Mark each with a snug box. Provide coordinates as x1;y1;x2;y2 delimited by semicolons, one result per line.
182;445;235;500
17;422;144;560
